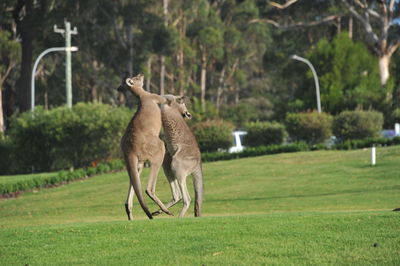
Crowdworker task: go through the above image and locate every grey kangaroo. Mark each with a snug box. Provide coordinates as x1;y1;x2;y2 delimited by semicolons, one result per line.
117;74;172;220
153;95;203;217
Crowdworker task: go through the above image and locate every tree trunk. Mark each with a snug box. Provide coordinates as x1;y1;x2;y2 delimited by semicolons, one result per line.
13;0;33;113
17;27;33;112
200;51;207;112
216;66;226;113
127;26;134;77
44;87;48;110
160;56;165;95
160;0;169;96
348;16;353;40
146;56;152;92
0;89;4;133
234;88;240;104
379;53;390;86
91;86;98;103
178;8;186;96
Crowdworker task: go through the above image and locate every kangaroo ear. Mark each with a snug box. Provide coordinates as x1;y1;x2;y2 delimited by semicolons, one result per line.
125;78;134;86
163;95;175;105
178;96;190;104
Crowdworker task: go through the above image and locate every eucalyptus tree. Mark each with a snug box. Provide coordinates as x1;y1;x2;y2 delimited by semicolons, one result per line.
340;0;400;87
187;0;224;111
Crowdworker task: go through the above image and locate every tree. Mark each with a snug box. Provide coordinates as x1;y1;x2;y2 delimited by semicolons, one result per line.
304;32;383;113
341;0;400;86
188;1;224;111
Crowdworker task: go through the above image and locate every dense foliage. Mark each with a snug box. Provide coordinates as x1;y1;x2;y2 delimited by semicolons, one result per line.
2;103;131;173
1;0;399;131
243;121;287;147
332;110;384;140
285;112;333;144
191;119;234;152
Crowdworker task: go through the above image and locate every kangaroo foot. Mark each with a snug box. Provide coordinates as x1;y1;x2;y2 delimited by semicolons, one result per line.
161;208;174;216
152;210;162;216
125;203;133;220
152;209;174;216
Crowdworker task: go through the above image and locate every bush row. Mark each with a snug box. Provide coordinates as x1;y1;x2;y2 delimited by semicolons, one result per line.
0;160;125;196
241;110;385;147
202;142;310;162
3;137;399;197
334;136;400;150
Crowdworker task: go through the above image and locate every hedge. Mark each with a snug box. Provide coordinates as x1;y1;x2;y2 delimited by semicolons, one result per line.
0;160;125;197
4;103;131;174
244;121;287;147
334;136;400;150
285;112;333;144
333;110;383;140
201;142;310;162
191;120;234;152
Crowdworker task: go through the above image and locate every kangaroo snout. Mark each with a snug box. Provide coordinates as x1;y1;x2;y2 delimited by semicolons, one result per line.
183;111;192;120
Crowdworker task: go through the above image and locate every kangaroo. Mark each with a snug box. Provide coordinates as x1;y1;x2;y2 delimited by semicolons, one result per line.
153;95;203;217
117;74;172;220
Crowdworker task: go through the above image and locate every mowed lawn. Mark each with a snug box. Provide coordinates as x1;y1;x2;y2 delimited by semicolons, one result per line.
0;146;399;265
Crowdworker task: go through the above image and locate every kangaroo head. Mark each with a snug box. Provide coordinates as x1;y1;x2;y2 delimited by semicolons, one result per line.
117;74;144;92
164;95;192;120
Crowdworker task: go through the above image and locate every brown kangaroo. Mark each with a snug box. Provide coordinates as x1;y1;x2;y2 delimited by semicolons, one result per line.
117;74;172;220
153;95;203;217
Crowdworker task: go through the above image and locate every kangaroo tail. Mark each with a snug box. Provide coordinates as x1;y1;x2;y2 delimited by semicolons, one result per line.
126;155;153;219
192;165;203;217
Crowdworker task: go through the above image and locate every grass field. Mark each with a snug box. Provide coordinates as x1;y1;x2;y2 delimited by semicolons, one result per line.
0;146;399;265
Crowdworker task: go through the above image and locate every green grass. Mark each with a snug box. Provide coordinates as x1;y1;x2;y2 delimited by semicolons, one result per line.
0;146;399;265
1;212;398;265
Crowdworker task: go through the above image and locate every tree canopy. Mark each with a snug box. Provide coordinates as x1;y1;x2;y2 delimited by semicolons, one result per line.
1;0;399;130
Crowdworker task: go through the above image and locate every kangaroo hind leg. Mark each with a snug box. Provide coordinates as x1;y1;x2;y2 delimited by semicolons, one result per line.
145;145;173;216
192;166;203;217
153;152;182;216
125;162;144;220
125;154;153;219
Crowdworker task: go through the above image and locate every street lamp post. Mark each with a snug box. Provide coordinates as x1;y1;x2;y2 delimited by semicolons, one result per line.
291;54;322;113
31;46;78;113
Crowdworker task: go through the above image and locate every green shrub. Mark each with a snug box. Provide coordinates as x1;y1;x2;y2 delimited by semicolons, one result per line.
244;121;287;147
8;103;131;173
390;108;400;124
334;137;400;150
285;112;333;144
333;110;383;140
0;159;125;196
0;136;15;174
191;120;234;152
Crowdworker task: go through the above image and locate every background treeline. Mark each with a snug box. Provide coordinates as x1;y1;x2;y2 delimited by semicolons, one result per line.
1;0;400;130
1;1;400;173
